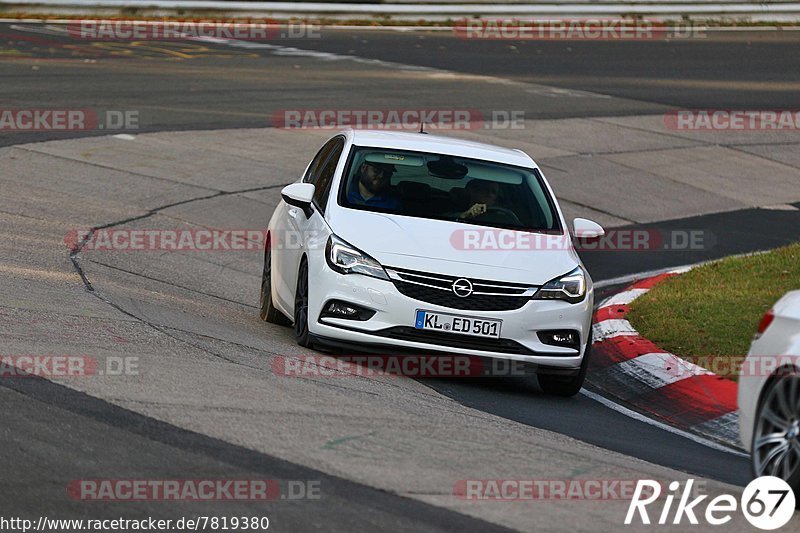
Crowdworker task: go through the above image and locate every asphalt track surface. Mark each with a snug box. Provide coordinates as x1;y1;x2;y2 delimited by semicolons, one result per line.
2;25;800;146
1;22;799;531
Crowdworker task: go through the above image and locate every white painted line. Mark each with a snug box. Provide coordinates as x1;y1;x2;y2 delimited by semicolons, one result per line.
614;352;710;390
193;36;439;72
113;134;136;140
601;288;649;306
9;23;68;35
595;266;685;289
580;388;747;456
592;318;637;342
761;203;800;211
694;411;742;445
668;265;693;275
596;295;613;309
526;86;612;100
659;352;715;378
193;35;620;101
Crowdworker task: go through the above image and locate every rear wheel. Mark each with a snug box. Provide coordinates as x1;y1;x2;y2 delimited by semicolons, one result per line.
293;258;312;347
751;374;800;503
259;247;291;326
538;343;591;397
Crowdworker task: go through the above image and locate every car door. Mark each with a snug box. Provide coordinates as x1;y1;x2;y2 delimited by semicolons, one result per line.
275;135;345;314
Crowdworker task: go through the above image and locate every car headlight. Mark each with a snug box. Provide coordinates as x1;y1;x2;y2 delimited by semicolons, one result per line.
533;266;586;304
325;235;389;281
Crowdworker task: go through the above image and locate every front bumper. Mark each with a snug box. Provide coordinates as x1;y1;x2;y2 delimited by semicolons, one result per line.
306;256;593;370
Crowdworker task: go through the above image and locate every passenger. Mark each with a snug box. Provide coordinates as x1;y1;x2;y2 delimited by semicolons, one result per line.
347;161;401;210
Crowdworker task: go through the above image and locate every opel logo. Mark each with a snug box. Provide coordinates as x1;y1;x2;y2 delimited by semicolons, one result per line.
452;278;473;298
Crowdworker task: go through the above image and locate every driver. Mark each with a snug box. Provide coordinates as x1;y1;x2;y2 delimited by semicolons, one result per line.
459;179;501;219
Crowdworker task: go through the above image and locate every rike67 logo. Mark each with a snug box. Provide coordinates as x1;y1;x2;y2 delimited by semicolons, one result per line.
625;477;796;529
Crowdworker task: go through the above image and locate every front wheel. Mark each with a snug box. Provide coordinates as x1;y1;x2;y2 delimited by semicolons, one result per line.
293;258;312;347
538;343;591;397
260;247;291;326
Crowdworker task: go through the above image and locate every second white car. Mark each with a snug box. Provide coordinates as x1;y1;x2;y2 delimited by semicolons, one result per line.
739;290;800;497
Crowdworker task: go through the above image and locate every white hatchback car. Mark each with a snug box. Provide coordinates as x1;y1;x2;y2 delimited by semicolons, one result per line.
739;290;800;495
260;130;604;396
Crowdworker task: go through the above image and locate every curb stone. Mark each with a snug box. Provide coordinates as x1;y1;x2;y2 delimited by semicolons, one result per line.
589;270;742;450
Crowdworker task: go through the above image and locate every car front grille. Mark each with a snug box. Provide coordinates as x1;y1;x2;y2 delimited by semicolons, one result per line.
385;266;537;311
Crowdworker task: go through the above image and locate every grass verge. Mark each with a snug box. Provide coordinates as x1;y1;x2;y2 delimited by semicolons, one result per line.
627;242;800;381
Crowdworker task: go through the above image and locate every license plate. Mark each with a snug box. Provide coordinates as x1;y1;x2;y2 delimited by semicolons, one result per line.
414;310;502;339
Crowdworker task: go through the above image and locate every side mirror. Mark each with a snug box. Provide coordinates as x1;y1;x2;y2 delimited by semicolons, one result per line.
281;183;315;218
573;218;605;239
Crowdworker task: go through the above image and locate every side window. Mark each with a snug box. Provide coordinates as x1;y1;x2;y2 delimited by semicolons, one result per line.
303;137;340;184
312;138;345;213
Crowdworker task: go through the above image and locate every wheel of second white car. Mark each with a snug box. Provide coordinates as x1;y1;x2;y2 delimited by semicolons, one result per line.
259;247;291;326
752;374;800;498
294;258;312;347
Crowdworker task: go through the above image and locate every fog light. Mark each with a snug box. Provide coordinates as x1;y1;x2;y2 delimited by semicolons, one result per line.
328;302;358;316
538;330;580;350
552;332;574;344
319;300;376;321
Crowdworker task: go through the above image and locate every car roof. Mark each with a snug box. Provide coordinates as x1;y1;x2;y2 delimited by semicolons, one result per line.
344;129;536;168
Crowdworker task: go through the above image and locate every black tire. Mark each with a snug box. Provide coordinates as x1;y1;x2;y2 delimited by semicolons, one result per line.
538;342;591;397
259;246;291;326
750;374;800;504
293;258;312;347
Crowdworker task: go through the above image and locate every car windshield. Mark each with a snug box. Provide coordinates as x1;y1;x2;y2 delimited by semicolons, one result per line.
338;146;561;232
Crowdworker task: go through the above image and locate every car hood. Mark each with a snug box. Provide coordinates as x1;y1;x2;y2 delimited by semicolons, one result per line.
327;208;580;285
